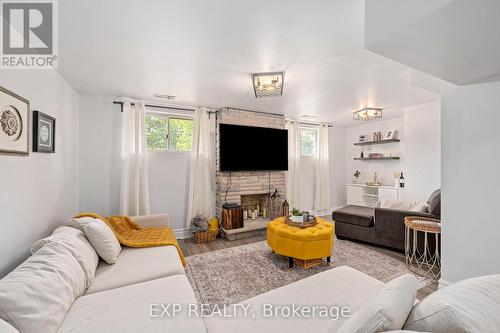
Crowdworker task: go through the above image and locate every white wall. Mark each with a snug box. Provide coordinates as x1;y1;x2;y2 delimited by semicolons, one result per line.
403;101;441;201
0;70;79;277
441;81;500;284
78;96;193;232
78;97;121;215
343;103;441;203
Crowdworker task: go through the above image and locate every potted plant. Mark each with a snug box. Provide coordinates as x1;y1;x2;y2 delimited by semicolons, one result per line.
291;208;303;223
353;170;361;184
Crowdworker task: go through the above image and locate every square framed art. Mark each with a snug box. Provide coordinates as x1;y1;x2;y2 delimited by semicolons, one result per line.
0;86;30;155
33;111;56;153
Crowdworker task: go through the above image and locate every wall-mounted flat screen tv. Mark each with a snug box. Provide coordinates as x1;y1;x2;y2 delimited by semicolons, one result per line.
219;124;288;171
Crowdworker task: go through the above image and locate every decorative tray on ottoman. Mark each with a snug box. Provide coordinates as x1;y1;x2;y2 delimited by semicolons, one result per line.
285;216;317;228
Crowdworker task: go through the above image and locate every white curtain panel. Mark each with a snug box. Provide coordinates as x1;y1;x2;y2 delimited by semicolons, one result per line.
285;121;302;210
119;102;151;216
186;107;215;228
314;123;331;212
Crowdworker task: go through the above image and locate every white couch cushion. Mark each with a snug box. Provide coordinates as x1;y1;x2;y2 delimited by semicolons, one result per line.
83;219;121;264
378;200;419;211
0;319;19;333
57;275;206;333
0;243;86;333
31;226;99;288
203;266;384;333
404;274;500;332
338;273;418;333
85;245;185;295
64;216;99;231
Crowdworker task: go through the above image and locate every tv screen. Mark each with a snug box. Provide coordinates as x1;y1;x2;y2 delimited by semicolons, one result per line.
219;124;288;171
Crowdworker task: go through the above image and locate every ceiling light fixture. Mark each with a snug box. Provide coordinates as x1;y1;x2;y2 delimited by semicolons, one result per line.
153;93;176;100
252;72;284;98
353;107;383;121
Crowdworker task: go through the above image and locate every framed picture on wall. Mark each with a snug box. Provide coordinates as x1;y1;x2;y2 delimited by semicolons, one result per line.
384;129;397;140
0;86;30;155
33;111;56;153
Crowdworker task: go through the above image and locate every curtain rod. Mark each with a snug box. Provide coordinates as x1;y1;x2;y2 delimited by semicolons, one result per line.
224;107;284;118
113;101;204;113
286;119;333;128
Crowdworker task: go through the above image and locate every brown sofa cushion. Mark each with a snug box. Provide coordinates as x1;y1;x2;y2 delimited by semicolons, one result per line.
332;205;375;227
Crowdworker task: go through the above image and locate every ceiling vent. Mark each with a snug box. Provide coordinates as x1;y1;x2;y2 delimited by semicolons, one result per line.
153;93;176;100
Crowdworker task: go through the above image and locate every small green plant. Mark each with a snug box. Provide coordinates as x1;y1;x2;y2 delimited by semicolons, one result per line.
291;208;303;216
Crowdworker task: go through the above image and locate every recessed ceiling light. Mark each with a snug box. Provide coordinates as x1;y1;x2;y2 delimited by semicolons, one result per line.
153;93;175;100
353;107;383;121
252;72;284;98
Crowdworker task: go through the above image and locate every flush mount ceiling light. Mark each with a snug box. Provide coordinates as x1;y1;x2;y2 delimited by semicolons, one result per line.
353;107;383;121
252;72;284;98
153;93;175;100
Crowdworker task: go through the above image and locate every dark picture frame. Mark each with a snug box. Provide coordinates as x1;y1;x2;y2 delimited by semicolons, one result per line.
33;111;55;153
0;86;30;155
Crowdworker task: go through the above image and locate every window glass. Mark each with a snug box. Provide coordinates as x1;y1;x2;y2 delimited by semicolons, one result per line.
300;128;317;156
146;114;168;151
169;118;193;151
145;113;193;152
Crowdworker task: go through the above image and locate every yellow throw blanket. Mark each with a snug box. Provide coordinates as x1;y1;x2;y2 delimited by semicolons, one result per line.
75;213;186;267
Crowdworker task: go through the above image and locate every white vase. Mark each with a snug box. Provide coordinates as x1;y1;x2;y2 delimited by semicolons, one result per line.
291;215;303;223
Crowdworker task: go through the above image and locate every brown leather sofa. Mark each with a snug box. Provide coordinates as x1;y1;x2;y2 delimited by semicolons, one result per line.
332;189;441;251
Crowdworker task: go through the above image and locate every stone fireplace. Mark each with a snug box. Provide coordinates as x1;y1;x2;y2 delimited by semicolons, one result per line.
216;107;286;239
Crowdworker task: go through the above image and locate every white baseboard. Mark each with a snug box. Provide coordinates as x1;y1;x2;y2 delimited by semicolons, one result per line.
438;278;451;289
174;228;193;239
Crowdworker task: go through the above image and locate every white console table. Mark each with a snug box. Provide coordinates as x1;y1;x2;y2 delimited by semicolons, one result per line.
346;184;404;207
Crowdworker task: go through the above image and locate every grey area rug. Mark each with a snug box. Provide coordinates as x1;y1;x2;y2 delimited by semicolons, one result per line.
186;239;432;305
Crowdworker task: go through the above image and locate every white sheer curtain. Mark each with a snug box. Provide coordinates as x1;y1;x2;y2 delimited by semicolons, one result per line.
314;123;331;212
186;107;215;228
286;121;302;209
119;101;151;216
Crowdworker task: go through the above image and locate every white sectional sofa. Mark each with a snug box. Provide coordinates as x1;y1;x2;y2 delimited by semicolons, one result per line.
1;214;499;333
0;214;207;333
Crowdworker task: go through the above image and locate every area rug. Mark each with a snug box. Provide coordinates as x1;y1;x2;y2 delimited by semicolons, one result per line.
185;239;432;305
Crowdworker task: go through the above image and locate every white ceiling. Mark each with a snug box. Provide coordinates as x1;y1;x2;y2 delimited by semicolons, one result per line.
59;0;440;125
365;0;500;85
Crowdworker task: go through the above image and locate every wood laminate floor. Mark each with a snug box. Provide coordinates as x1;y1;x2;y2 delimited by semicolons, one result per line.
179;216;438;300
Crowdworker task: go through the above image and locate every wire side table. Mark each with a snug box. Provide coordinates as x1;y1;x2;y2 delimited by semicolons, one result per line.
404;216;441;280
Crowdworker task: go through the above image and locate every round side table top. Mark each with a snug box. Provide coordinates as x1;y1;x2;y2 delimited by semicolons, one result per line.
404;216;441;234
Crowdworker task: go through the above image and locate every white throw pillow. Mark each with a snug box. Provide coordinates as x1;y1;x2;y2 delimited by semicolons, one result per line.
0;243;86;333
83;220;121;264
63;216;99;231
409;201;429;213
338;274;418;333
404;274;500;332
31;226;99;288
0;319;19;333
378;200;418;211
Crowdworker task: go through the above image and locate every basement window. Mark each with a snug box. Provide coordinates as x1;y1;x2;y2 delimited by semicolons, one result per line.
300;128;317;156
145;112;193;152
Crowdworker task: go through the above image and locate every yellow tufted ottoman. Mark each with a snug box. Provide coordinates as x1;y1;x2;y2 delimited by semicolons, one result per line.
267;217;334;268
